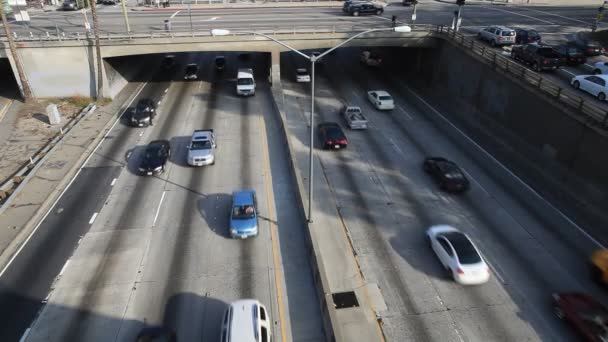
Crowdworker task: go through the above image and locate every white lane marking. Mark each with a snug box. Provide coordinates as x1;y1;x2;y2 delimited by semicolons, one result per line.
153;191;167;227
88;212;98;225
482;6;555;25
110;178;117;186
403;84;606;249
58;260;70;276
210;16;218;21
397;105;412;120
518;7;597;25
0;81;147;280
170;10;180;18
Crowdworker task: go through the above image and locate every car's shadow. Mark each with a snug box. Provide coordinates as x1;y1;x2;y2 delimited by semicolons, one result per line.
169;136;192;168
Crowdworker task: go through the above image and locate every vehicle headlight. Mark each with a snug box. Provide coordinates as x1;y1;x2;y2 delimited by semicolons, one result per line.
138;167;145;172
231;228;237;235
154;166;163;171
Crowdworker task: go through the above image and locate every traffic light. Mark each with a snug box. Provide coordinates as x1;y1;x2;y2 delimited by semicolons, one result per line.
456;0;465;5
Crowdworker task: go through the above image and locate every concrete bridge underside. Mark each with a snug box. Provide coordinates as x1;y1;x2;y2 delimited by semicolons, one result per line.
1;31;438;98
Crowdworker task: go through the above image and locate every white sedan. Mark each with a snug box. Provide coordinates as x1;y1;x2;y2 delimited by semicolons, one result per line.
296;68;310;83
426;225;491;285
593;61;608;75
367;90;395;110
571;74;608;101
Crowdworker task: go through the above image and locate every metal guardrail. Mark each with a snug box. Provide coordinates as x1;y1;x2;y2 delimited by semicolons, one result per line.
0;23;434;42
435;26;608;130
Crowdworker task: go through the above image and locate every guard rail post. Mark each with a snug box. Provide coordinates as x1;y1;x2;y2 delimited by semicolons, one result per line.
537;77;542;88
492;52;497;67
556;87;562;99
578;98;584;111
603;113;608;127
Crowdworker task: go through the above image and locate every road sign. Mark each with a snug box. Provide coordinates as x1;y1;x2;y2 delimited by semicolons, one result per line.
14;10;29;21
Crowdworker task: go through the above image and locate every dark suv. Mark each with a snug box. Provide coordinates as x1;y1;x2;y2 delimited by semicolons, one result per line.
130;98;156;127
348;2;383;16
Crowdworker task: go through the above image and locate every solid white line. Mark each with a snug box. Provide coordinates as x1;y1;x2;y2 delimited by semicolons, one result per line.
18;328;30;342
402;84;606;249
58;260;70;276
397;105;412;120
559;68;576;77
153;191;167;227
169;10;180;18
88;212;98;225
482;6;555;25
0;82;147;279
110;178;117;186
518;7;595;25
487;260;505;284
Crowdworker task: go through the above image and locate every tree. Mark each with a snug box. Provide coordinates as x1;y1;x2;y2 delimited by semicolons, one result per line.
90;0;103;99
0;1;33;100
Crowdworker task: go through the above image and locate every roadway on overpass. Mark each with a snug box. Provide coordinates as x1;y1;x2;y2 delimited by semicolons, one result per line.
2;52;325;342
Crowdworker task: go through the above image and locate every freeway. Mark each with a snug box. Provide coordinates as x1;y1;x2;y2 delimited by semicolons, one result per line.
2;52;324;341
279;47;608;341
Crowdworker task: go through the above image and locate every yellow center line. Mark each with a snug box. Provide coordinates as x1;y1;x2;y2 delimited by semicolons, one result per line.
259;111;288;342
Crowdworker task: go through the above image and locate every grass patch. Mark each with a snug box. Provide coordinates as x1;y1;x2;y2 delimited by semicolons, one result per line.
61;96;94;109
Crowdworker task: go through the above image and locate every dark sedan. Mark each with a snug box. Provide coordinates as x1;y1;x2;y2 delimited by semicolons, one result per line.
139;140;171;175
136;326;177;342
553;292;608;342
570;38;605;56
423;157;469;193
130;98;156;126
318;122;347;150
553;44;587;66
514;28;541;45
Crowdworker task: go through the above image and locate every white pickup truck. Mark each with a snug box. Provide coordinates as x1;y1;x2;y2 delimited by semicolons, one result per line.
342;106;368;130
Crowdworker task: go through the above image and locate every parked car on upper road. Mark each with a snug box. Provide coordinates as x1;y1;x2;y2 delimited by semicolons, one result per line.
161;55;176;70
139;140;170;176
318;122;348;150
402;0;417;5
215;56;226;70
423;157;469;193
347;2;383;16
553;292;608;342
511;43;562;72
427;225;491;285
367;90;395;110
571;74;608;101
343;0;368;12
184;63;198;80
514;28;541;44
342;106;368;130
296;68;310;83
62;0;81;10
553;44;587;66
478;25;516;47
569;36;605;56
360;50;382;67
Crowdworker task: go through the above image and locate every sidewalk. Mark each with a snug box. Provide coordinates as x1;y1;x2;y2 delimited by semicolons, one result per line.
130;1;342;11
0;82;143;270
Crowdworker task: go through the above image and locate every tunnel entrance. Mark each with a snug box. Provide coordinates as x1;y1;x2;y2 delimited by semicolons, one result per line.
0;58;21;100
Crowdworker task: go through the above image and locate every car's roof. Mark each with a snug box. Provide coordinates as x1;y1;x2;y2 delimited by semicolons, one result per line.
228;300;260;342
587;74;608;81
186;63;198;67
319;122;341;128
372;90;391;97
489;25;515;31
148;140;169;148
441;231;476;252
232;190;255;205
192;130;212;140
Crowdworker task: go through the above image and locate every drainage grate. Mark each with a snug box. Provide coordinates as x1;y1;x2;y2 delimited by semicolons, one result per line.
332;291;359;309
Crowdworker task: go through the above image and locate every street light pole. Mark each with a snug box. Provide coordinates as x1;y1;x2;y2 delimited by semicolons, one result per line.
211;25;412;222
120;0;131;33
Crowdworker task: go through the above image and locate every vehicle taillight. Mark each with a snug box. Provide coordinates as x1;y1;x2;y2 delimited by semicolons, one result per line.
543;60;548;64
498;36;503;41
456;268;465;275
327;140;333;145
339;139;347;144
588;48;594;52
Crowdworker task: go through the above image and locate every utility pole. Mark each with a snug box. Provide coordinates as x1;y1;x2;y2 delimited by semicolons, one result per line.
0;2;33;100
90;0;104;99
592;0;607;33
455;0;465;32
411;0;418;26
120;0;130;33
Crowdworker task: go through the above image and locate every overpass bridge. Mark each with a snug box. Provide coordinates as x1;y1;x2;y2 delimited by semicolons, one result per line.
0;25;438;98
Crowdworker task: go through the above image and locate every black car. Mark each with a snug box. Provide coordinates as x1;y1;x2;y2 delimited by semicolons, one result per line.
130;98;156;126
62;0;81;10
553;44;587;66
402;0;417;5
569;37;605;56
136;326;177;342
343;0;368;12
514;28;541;44
318;122;347;150
139;140;171;175
423;157;469;193
161;55;176;70
215;56;226;70
184;63;199;80
348;2;383;16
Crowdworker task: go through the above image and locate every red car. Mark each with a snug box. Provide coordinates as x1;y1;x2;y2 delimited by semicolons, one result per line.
553;292;608;342
318;122;347;150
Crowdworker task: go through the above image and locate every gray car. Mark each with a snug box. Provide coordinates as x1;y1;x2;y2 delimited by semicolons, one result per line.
187;129;216;166
478;25;516;47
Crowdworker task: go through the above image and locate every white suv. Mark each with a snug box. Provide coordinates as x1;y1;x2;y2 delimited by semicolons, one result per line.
478;26;516;47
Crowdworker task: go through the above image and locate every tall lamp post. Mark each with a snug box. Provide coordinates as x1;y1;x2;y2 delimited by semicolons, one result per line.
211;25;412;222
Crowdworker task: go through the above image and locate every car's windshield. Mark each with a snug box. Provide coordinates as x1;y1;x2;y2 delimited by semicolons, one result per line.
232;205;255;220
144;147;163;160
501;31;515;36
186;66;197;73
528;30;539;37
378;95;392;101
326;127;344;138
191;140;211;150
136;101;152;111
237;78;254;85
445;233;482;264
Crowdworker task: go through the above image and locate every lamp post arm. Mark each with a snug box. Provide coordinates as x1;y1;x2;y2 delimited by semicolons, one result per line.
317;28;389;60
242;31;311;60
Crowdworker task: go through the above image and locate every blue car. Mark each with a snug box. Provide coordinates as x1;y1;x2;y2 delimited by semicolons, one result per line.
229;190;258;239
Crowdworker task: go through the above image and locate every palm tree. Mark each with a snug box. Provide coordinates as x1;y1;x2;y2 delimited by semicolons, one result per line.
89;0;103;99
0;2;33;100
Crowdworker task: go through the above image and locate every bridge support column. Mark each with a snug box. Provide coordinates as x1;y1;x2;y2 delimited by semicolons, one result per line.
270;48;281;87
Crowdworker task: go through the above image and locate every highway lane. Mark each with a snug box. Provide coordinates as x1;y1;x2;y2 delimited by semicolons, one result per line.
22;51;324;342
280;48;608;341
0;64;169;342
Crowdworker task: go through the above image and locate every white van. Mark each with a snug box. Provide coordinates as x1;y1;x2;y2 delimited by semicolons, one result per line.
236;68;256;96
220;299;272;342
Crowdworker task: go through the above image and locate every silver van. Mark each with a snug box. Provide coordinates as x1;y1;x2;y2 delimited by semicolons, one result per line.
220;299;272;342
